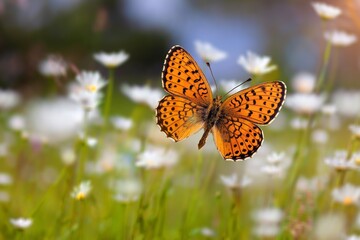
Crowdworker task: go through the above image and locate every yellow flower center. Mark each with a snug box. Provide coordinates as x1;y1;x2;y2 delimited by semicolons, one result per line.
86;84;97;92
76;192;86;200
343;196;353;205
355;158;360;166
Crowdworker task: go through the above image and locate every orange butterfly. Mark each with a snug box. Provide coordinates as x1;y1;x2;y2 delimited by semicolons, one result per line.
156;45;286;161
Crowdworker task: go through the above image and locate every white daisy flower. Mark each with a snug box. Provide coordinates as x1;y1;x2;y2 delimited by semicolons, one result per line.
71;180;92;200
324;150;357;171
121;84;163;109
38;55;67;77
0;89;20;110
292;72;316;93
237;51;277;75
94;50;129;68
136;145;179;169
332;183;360;206
194;40;227;62
10;218;32;229
312;2;341;20
324;30;357;47
69;83;103;111
220;174;252;189
75;71;106;93
285;93;325;115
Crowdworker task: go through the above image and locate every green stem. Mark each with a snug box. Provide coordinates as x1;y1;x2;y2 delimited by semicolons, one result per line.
103;68;115;127
315;40;332;93
77;110;90;182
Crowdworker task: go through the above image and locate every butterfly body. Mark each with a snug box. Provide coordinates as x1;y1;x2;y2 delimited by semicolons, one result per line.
198;96;222;149
156;45;286;161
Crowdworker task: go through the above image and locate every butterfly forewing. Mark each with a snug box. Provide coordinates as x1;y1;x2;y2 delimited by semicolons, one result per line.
212;116;263;161
162;45;213;107
156;95;205;141
221;81;286;125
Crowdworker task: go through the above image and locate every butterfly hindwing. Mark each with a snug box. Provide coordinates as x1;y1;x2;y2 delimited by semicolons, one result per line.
156;95;205;141
212;116;263;161
221;81;286;125
162;45;213;107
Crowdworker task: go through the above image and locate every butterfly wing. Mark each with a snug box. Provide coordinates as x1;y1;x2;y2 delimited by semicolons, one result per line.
162;45;213;107
156;95;205;141
212;116;263;161
221;81;286;124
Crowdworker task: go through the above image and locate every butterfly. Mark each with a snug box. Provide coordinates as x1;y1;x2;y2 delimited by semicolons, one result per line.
156;45;286;161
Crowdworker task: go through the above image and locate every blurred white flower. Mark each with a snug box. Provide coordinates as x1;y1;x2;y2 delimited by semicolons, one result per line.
350;125;360;138
122;84;163;109
266;152;286;164
296;176;328;194
71;180;92;200
0;143;8;157
312;129;328;144
199;227;216;237
238;51;277;75
333;90;360;117
60;147;76;165
69;83;103;111
38;55;67;77
0;173;12;185
136;145;179;169
25;98;84;144
261;152;291;178
290;117;308;130
10;218;32;229
220;174;252;189
75;71;106;93
86;136;98;148
194;40;227;62
286;93;325;115
0;89;20;110
321;104;336;115
324;30;357;47
8;114;25;131
94;50;129;68
111;116;133;131
313;214;345;240
112;179;142;203
324;150;357;171
252;207;283;237
312;2;341;20
292;72;316;93
219;79;247;93
332;183;360;206
0;191;10;202
347;235;360;240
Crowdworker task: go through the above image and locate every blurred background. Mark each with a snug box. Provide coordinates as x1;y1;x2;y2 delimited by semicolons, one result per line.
1;0;360;97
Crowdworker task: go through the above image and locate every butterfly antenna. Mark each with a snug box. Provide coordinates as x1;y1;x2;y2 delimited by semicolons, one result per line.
206;62;219;94
222;78;252;99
